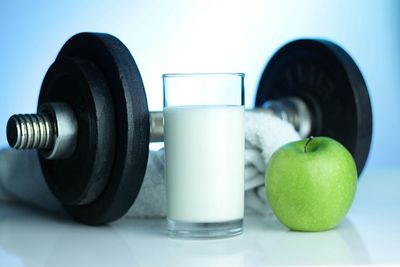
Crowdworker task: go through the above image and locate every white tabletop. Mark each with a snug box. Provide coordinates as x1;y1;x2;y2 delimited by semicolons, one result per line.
0;169;399;267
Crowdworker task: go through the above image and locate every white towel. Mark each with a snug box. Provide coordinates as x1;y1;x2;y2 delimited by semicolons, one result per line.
0;112;300;218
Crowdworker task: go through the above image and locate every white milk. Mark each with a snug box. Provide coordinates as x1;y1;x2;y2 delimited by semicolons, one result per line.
164;105;244;223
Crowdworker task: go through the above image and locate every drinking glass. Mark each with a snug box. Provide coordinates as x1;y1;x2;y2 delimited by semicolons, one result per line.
163;73;245;238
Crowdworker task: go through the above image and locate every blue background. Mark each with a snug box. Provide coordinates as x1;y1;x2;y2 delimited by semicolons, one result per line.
0;0;399;171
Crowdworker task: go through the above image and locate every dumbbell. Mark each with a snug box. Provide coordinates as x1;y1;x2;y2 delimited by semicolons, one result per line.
5;32;372;225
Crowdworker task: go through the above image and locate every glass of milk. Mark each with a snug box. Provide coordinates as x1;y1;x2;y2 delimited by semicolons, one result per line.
163;73;245;238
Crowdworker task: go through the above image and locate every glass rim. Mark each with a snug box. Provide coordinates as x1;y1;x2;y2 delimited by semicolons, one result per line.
162;72;245;78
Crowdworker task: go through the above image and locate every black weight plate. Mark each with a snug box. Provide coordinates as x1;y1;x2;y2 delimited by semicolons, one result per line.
42;33;150;225
38;57;115;206
255;39;372;175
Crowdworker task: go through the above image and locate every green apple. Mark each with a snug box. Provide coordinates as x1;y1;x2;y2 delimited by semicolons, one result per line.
266;136;357;232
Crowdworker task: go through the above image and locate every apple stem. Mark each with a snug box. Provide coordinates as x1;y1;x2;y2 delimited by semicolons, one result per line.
304;136;314;153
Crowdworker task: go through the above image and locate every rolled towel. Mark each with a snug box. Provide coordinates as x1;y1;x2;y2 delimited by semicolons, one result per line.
0;112;300;218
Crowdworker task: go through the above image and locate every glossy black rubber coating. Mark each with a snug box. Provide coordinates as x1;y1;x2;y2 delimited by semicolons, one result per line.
39;33;150;225
38;57;116;207
256;39;373;175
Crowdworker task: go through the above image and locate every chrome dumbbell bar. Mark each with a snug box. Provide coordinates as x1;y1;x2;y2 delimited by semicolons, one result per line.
7;97;312;159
